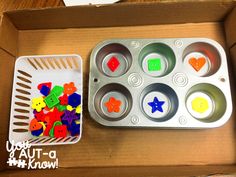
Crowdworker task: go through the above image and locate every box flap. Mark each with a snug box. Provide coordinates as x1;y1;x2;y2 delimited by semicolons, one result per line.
4;1;235;30
230;45;236;75
0;49;15;170
0;15;18;56
225;7;236;48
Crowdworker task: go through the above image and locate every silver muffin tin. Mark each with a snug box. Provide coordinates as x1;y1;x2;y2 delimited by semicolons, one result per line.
88;38;232;128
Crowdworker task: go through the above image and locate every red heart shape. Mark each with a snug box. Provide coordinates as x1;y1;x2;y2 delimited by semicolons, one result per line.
37;82;52;90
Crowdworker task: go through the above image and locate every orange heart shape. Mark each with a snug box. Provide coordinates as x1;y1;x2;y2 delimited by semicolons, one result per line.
29;118;42;131
189;57;206;72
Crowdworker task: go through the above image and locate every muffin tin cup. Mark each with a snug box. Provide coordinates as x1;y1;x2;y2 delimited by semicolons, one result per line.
139;43;176;77
183;42;221;77
186;83;227;123
140;83;178;122
94;83;132;121
89;38;232;128
95;43;132;77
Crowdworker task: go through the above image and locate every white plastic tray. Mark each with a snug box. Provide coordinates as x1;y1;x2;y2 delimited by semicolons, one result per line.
9;54;83;146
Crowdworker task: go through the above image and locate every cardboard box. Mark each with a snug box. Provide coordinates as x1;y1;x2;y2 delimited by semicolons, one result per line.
0;1;236;176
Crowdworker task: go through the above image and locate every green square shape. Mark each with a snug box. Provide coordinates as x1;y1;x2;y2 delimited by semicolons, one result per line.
51;85;64;96
44;93;60;108
148;58;161;71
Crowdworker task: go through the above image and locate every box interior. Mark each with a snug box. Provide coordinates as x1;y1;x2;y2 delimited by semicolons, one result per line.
2;165;236;177
16;22;236;167
0;1;236;176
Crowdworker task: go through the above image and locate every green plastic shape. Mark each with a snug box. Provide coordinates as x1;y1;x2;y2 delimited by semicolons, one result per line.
44;93;60;108
49;121;62;137
148;58;161;71
51;85;64;96
56;104;67;111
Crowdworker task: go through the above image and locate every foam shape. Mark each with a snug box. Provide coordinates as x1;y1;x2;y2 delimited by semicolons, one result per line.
31;96;46;112
189;57;206;72
104;97;121;113
63;82;77;95
44;93;59;108
37;82;52;90
68;93;81;108
147;58;161;71
107;56;120;72
191;97;209;113
148;97;165;113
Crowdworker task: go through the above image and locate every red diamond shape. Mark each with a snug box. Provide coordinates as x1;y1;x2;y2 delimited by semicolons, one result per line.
107;56;120;72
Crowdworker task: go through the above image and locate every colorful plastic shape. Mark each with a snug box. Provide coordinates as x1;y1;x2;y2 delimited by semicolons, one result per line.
189;57;206;72
63;82;77;95
148;58;161;71
33;109;37;115
148;97;165;113
38;122;46;136
59;94;68;105
70;120;80;136
61;119;70;129
66;105;73;111
30;118;42;131
61;110;79;125
56;104;67;111
30;118;45;136
107;56;120;72
66;105;81;113
54;125;67;138
75;105;81;114
191;97;209;113
44;106;53;112
51;85;64;96
44;93;60;108
32;96;46;112
45;108;63;125
44;123;53;136
49;121;62;137
68;93;81;108
35;110;46;122
44;108;63;136
31;127;44;137
40;85;51;96
37;82;52;90
104;97;121;113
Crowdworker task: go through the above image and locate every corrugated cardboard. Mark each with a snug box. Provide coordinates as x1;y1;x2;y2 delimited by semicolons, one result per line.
225;6;236;48
0;49;15;170
0;15;18;56
1;165;236;177
0;1;236;176
4;1;235;30
230;45;236;78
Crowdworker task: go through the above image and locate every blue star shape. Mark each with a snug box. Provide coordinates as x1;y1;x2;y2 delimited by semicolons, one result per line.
148;97;165;113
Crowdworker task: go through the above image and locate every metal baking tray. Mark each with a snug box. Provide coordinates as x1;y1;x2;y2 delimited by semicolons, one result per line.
88;38;232;128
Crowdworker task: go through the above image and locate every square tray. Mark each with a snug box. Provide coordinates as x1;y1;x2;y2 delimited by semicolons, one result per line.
9;54;83;145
